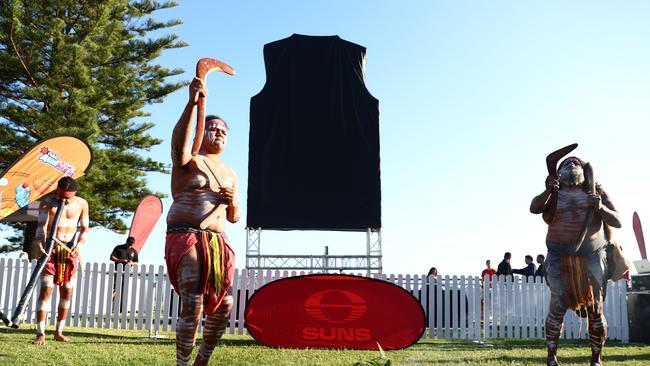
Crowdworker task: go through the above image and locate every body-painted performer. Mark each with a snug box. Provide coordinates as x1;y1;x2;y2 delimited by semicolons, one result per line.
33;177;90;345
530;156;621;366
166;77;239;366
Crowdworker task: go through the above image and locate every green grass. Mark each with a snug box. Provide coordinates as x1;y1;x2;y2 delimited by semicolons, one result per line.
1;326;649;365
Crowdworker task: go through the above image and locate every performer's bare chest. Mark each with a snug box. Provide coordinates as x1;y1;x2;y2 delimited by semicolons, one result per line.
183;160;234;190
50;199;82;220
555;190;589;223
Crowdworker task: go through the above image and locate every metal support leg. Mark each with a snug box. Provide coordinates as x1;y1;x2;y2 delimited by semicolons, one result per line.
245;228;261;269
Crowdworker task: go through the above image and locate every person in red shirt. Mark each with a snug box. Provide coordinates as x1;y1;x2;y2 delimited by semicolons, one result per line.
481;259;497;282
480;259;497;320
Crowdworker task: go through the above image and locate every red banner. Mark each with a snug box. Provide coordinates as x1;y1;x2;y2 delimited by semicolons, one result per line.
634;212;647;260
245;274;425;350
0;136;93;221
128;195;163;253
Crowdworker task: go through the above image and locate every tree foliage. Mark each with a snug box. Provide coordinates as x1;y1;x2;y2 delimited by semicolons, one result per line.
0;0;187;252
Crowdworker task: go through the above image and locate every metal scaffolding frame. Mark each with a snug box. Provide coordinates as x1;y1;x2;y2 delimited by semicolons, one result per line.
245;227;382;273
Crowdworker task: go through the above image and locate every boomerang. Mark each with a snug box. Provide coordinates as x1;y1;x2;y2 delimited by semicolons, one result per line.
546;143;578;177
542;143;578;224
191;58;235;156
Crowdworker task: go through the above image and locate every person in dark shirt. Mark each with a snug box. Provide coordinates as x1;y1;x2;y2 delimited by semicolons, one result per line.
496;252;512;278
110;236;138;266
535;254;546;278
513;255;536;279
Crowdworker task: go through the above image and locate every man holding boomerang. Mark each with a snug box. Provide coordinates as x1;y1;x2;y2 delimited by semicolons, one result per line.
165;58;238;366
531;150;621;366
32;176;90;345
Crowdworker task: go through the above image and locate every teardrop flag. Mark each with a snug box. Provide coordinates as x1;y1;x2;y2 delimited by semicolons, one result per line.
0;135;93;221
633;212;647;260
128;195;163;253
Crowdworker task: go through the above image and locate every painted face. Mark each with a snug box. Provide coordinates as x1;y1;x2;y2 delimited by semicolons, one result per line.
204;118;228;150
558;157;584;187
56;187;77;203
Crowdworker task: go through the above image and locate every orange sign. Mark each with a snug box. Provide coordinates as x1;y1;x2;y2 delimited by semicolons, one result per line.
0;135;93;221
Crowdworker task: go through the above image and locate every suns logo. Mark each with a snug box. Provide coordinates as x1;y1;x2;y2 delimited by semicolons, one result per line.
302;289;371;341
304;289;367;323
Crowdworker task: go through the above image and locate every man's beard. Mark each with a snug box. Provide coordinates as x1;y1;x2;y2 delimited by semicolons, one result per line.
559;167;584;187
205;133;224;149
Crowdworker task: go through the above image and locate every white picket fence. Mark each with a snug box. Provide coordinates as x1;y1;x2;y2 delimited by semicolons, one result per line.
0;258;629;342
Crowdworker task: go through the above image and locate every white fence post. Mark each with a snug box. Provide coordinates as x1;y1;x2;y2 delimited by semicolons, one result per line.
236;269;249;335
3;259;14;318
0;258;6;315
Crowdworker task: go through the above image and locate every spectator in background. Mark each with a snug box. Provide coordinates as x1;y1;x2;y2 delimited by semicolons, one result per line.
110;236;138;266
535;254;546;278
496;252;513;278
109;236;139;301
513;255;536;279
481;260;497;282
480;260;497;320
427;267;438;283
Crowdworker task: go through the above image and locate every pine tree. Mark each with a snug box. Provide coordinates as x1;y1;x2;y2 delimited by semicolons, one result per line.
0;0;187;253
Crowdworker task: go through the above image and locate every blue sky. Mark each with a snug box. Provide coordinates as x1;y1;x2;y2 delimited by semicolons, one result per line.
3;1;650;276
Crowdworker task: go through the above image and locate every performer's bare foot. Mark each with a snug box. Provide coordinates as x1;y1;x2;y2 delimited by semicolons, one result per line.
32;333;46;345
193;354;209;366
547;356;559;366
590;352;603;366
53;331;70;342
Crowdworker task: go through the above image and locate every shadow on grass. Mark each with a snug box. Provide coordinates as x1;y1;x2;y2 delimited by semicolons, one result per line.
403;338;650;365
487;352;650;365
407;342;494;352
219;338;259;347
0;326;174;345
1;326;263;347
403;353;650;365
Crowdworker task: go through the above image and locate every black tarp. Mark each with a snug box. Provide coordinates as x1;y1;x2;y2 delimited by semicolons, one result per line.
247;34;381;231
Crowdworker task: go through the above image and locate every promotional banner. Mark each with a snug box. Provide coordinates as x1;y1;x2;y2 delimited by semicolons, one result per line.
0;135;93;221
245;274;425;350
128;195;163;253
633;212;647;260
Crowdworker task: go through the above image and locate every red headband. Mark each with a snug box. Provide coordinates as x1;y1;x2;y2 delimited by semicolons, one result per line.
56;187;76;198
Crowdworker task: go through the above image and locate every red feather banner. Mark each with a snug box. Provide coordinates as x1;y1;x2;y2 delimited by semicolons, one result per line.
633;212;647;260
128;195;163;253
